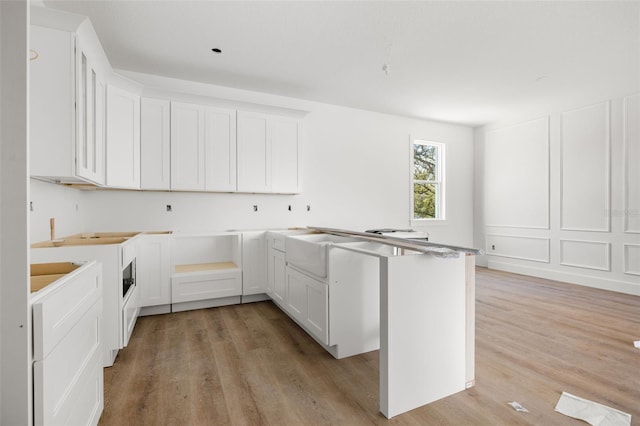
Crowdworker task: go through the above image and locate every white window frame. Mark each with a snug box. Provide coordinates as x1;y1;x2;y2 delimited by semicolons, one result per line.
410;138;446;224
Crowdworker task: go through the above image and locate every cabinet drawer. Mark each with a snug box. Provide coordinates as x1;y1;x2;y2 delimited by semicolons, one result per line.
33;300;102;426
32;262;102;361
172;271;242;304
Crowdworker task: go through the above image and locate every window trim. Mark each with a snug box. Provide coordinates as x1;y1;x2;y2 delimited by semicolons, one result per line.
410;138;446;224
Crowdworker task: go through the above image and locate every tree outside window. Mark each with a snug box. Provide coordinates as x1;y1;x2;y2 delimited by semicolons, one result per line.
412;140;444;220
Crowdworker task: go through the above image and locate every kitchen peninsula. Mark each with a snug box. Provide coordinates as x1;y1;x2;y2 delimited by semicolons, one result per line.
31;227;479;419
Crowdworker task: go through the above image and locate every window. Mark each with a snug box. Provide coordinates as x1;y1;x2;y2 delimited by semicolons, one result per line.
411;140;445;221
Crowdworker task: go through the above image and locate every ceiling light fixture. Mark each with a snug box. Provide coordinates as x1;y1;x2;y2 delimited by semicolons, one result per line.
211;48;223;54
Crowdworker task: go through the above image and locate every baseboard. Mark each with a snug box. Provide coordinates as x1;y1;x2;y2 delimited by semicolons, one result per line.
487;260;640;296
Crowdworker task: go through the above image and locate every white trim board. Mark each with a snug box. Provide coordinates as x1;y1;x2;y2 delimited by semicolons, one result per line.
486;261;640;296
623;94;640;234
559;240;611;272
484;116;550;230
485;234;550;263
560;101;611;232
623;244;640;276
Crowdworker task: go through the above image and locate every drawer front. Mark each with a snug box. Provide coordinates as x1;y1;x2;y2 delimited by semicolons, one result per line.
171;271;242;304
32;261;102;360
33;300;102;426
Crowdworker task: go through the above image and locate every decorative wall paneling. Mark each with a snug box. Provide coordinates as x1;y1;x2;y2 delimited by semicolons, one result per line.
485;117;549;229
559;239;611;271
560;102;610;232
485;234;550;263
623;244;640;276
623;94;640;233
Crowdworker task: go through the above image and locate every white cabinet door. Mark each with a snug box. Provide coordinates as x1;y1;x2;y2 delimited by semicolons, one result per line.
205;107;237;191
30;25;75;180
285;267;307;322
237;111;300;193
285;266;329;345
305;276;329;344
137;235;171;307
241;232;266;295
237;112;270;192
271;118;300;193
171;101;205;191
75;40;106;185
106;85;140;189
269;249;286;304
140;98;171;190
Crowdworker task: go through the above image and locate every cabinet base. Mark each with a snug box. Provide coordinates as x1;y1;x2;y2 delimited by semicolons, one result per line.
172;296;241;313
139;304;171;317
241;293;270;303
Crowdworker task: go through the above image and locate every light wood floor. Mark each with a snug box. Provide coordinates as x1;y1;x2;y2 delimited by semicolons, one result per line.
99;268;640;425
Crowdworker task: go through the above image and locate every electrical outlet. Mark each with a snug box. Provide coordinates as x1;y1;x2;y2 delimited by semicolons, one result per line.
491;245;496;250
306;205;311;212
166;204;172;212
29;201;34;212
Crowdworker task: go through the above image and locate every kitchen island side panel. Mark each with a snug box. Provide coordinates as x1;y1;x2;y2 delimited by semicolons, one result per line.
379;254;467;419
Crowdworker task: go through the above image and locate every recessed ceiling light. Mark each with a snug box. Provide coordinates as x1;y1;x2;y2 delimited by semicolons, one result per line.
211;48;223;54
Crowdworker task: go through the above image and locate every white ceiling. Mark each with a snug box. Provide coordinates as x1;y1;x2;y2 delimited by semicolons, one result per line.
42;1;640;127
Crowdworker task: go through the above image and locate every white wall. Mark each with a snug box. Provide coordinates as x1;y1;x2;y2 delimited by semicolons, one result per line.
1;1;31;423
30;179;85;242
475;93;640;295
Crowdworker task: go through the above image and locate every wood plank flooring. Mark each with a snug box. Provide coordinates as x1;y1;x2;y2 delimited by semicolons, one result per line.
99;268;640;425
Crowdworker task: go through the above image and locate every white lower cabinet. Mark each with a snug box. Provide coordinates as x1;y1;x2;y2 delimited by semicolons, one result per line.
137;234;172;308
31;261;103;426
242;232;266;295
269;249;286;304
285;266;329;345
170;233;243;311
172;270;242;303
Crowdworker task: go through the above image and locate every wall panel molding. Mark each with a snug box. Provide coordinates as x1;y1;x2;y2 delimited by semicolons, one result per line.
485;234;550;263
485;117;549;229
623;94;640;233
559;239;611;271
624;244;640;276
560;102;610;232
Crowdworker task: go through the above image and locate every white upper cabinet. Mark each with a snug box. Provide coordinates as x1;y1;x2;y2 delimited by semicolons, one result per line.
30;25;105;185
237;112;270;193
106;85;141;189
271;117;300;194
76;37;106;185
169;102;236;192
140;98;171;190
237;111;300;193
205;107;237;192
241;232;267;295
170;101;206;191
